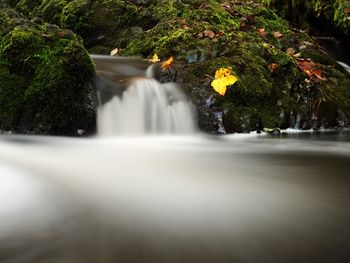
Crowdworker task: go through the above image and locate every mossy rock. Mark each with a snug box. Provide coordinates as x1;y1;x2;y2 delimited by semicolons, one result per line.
263;0;350;36
33;0;69;25
57;0;146;47
13;0;43;16
0;17;96;135
0;69;27;130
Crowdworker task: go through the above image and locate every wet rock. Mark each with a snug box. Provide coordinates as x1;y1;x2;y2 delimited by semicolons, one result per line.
186;50;198;63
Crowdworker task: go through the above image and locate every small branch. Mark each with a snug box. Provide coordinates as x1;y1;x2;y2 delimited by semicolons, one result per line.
204;73;215;80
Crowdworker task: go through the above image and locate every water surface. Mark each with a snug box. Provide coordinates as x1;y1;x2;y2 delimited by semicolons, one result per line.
0;132;349;263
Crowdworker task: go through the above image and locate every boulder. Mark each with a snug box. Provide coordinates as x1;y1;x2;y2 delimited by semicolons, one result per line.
0;4;96;135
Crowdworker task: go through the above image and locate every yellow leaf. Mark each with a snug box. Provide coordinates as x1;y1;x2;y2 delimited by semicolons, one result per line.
211;67;238;96
149;53;160;63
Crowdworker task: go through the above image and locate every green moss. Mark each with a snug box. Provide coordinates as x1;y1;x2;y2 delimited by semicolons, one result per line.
256;7;292;36
123;21;197;57
22;39;95;134
0;27;44;77
334;0;350;35
60;0;90;36
0;70;26;130
147;0;182;20
0;16;96;135
261;0;350;35
222;102;279;132
0;7;23;37
34;0;68;25
15;0;43;16
5;0;21;8
59;0;142;47
89;0;140;29
300;48;338;66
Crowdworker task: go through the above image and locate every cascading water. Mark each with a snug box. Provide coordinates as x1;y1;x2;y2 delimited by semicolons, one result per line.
97;79;196;136
93;55;196;136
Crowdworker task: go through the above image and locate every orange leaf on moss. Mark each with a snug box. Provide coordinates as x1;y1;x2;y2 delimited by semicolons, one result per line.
296;58;326;81
161;57;174;70
257;28;267;38
268;63;279;74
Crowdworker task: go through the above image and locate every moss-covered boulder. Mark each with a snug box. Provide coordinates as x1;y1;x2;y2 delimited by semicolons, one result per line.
124;0;350;133
0;5;96;135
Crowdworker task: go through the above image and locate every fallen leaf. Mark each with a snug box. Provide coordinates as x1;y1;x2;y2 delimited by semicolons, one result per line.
216;31;225;37
181;24;191;30
296;58;326;81
273;31;283;39
268;63;279;73
257;28;267;38
286;47;296;56
211;67;238;96
161;57;174;70
204;30;215;39
110;48;119;56
149;53;160;63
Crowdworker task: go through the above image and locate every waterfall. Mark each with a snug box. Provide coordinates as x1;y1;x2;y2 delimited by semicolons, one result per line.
92;55;197;136
97;79;196;135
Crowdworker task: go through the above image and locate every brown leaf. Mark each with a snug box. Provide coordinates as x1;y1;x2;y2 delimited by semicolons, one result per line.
286;47;296;56
204;30;215;39
273;31;283;39
181;24;191;30
296;58;326;81
257;28;267;38
216;31;225;37
268;63;279;74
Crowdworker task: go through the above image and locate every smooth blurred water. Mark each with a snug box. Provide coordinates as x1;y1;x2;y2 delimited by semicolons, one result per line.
0;132;349;263
97;79;196;135
92;55;196;136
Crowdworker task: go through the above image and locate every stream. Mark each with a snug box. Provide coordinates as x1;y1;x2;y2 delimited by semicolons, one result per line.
0;132;350;262
0;54;350;262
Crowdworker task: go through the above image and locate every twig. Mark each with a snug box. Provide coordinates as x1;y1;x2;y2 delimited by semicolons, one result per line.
204;73;215;80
